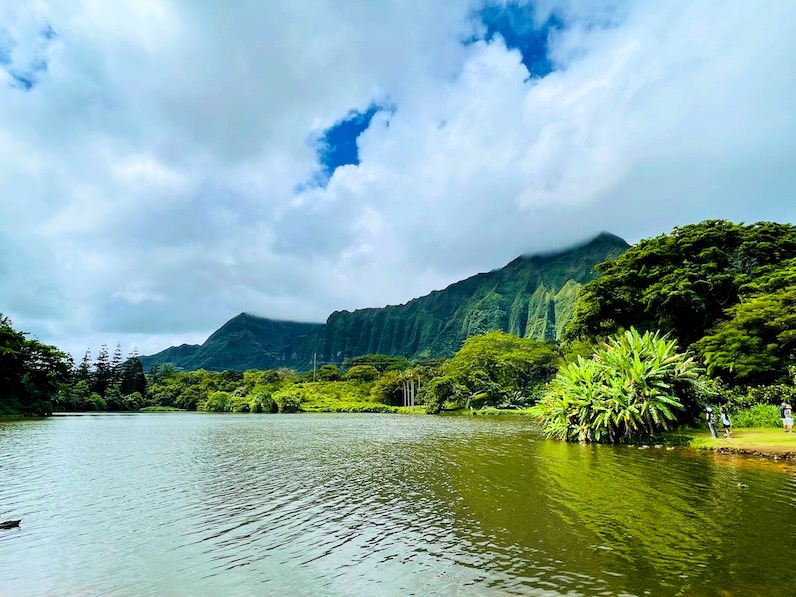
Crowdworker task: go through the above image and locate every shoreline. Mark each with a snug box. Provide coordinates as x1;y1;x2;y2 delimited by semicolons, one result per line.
686;428;796;461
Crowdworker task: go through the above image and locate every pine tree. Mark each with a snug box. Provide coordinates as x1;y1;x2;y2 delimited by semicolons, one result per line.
76;349;92;383
110;343;123;393
120;349;147;397
92;344;111;397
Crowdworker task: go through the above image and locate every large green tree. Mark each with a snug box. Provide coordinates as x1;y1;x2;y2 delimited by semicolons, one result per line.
0;315;72;416
696;259;796;385
566;220;796;347
425;331;560;412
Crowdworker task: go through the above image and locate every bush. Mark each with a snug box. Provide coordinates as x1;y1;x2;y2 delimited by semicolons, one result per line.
344;365;381;382
275;392;302;413
248;390;277;413
745;385;796;407
89;393;106;411
533;328;702;443
732;404;782;428
200;391;232;412
122;392;144;411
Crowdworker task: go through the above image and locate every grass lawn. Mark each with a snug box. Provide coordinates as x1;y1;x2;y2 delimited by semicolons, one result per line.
689;427;796;456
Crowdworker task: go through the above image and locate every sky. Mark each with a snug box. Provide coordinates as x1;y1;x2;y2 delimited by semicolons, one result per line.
1;0;795;359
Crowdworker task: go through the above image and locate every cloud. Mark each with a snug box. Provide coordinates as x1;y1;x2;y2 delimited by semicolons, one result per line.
0;0;794;358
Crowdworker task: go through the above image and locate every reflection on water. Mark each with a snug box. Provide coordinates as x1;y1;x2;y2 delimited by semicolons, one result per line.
1;413;796;596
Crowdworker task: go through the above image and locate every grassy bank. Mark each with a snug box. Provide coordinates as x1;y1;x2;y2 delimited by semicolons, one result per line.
688;428;796;458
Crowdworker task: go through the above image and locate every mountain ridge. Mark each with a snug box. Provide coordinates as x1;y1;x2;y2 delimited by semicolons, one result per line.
140;233;629;371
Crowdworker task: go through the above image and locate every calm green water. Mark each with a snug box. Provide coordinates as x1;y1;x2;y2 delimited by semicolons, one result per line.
1;414;795;596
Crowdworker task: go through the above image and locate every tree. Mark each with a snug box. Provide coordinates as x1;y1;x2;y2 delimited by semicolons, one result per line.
566;220;796;346
433;331;560;410
696;259;796;385
75;349;92;383
317;364;342;381
344;365;381;382
109;343;124;393
120;352;148;397
533;328;703;443
91;344;112;397
0;315;71;415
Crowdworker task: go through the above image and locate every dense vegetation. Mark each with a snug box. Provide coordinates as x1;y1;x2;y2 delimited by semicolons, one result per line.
0;315;71;416
534;329;703;442
539;219;796;441
567;220;796;381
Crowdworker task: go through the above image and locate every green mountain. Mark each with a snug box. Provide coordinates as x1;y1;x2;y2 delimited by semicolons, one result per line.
140;233;628;371
139;315;322;372
306;232;628;365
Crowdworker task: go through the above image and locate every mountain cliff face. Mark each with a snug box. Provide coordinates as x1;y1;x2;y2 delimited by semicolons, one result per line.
140;233;629;371
305;232;629;364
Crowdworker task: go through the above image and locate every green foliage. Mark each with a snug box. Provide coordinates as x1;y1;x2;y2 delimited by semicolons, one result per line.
696;259;796;385
89;393;106;411
422;376;461;414
316;364;342;381
533;328;702;443
274;391;302;413
0;314;72;416
200;391;233;412
731;404;783;428
436;331;560;409
369;370;405;405
120;357;147;396
344;365;381;382
567;220;796;348
744;385;796;407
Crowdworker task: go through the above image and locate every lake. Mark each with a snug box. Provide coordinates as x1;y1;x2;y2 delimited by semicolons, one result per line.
1;413;795;596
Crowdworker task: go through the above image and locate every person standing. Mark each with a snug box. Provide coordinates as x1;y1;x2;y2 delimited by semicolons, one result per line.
720;406;732;438
781;401;793;433
706;407;718;439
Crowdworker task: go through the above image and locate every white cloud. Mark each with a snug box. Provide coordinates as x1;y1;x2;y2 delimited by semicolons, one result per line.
1;0;794;358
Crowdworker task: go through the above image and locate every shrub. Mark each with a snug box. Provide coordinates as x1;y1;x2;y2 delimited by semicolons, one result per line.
344;365;381;382
200;391;232;412
732;404;782;428
533;328;702;443
275;392;302;413
249;390;277;413
89;393;106;411
122;392;144;411
744;385;796;407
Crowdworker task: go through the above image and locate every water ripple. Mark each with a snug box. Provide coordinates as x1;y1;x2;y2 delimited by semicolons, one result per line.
3;414;796;596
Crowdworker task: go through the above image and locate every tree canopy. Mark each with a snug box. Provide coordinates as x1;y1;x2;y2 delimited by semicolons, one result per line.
696;259;796;385
566;220;796;347
424;331;560;412
0;315;71;416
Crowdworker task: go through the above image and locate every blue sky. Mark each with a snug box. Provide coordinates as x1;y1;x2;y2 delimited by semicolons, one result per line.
318;4;559;182
0;0;794;356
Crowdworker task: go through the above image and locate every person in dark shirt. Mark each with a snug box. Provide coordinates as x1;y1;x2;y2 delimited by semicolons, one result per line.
706;407;718;439
720;406;732;438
